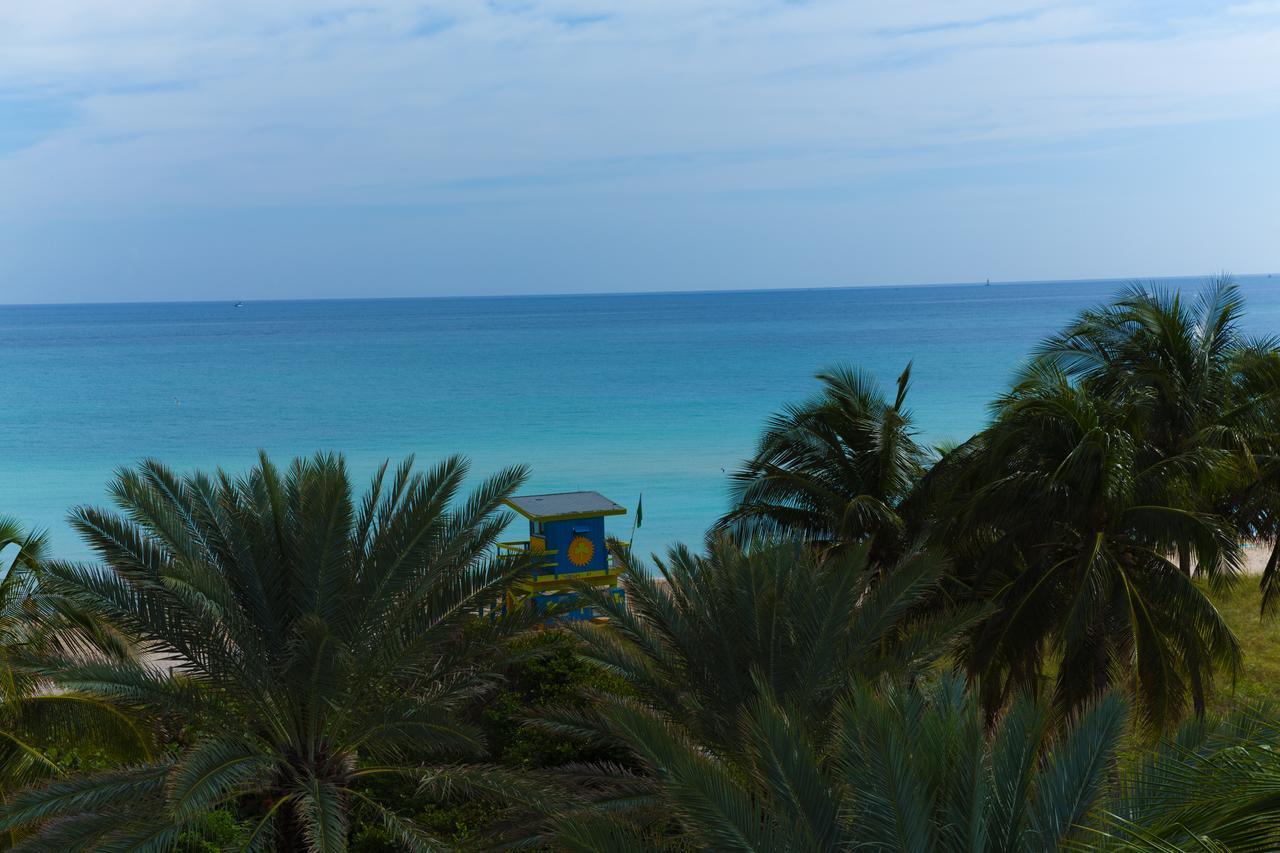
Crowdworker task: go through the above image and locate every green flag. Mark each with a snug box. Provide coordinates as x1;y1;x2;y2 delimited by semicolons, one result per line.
635;494;643;529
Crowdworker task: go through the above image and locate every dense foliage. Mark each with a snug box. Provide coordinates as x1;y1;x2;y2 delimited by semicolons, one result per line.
535;673;1129;851
0;455;542;849
2;278;1280;850
717;363;925;566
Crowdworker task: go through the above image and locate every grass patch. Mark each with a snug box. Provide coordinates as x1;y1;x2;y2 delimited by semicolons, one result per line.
1209;580;1280;712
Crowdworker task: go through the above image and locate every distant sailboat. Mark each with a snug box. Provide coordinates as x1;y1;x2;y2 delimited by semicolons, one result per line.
985;278;990;286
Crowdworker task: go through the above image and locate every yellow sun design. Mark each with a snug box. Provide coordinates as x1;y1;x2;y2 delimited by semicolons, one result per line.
567;535;595;567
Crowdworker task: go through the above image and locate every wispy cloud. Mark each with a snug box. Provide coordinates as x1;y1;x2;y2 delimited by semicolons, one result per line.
0;0;1276;300
1;1;1277;209
1227;0;1280;15
874;8;1042;37
553;12;613;27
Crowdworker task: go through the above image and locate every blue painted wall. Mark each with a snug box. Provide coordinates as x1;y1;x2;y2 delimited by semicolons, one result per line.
534;515;608;574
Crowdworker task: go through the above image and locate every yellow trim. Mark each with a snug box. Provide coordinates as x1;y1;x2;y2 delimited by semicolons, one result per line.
497;541;559;556
499;541;628;554
514;568;623;593
527;566;618;583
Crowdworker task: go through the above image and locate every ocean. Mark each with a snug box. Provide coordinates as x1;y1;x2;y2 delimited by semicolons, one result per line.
4;275;1278;561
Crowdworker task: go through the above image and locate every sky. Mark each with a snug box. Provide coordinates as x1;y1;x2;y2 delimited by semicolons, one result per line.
1;0;1278;304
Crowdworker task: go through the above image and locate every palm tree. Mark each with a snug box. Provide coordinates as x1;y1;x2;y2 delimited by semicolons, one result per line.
1086;703;1280;850
489;538;976;847
0;517;50;706
565;538;974;755
0;518;62;792
717;363;926;565
0;519;152;849
1037;278;1280;587
538;673;1127;851
0;452;540;851
1228;433;1280;612
954;362;1241;729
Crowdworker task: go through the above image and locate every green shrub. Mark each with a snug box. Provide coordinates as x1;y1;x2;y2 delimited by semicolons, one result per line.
172;809;245;852
479;629;630;768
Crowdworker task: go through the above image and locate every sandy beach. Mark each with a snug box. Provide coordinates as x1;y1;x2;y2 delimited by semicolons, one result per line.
1242;543;1276;575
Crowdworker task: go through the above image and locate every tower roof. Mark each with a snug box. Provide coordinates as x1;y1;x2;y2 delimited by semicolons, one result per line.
504;491;627;521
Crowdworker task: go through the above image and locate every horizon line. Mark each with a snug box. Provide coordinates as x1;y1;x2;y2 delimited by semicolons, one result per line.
3;270;1273;309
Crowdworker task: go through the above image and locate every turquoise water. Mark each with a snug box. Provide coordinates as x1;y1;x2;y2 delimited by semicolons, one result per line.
4;276;1278;560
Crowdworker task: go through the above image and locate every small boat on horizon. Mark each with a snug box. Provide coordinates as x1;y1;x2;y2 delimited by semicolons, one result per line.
235;301;245;308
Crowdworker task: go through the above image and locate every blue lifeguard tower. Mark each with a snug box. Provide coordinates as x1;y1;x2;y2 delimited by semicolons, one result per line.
499;491;628;620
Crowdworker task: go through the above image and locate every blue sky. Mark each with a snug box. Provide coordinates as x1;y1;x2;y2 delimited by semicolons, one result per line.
1;0;1278;303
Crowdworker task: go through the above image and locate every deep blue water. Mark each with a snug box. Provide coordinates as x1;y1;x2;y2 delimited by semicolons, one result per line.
4;276;1279;560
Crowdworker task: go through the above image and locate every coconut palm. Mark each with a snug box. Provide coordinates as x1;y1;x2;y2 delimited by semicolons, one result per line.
537;673;1126;851
955;363;1241;729
0;452;540;851
1037;278;1280;587
717;363;926;565
1228;437;1280;612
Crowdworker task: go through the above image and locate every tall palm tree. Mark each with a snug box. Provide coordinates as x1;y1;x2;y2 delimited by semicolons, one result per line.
717;363;926;565
1037;278;1280;587
538;673;1127;851
954;363;1241;729
0;452;540;851
1228;432;1280;612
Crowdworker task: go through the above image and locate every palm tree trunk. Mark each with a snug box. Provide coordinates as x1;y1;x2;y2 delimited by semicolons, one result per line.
1261;541;1280;614
1178;543;1192;577
1189;662;1207;719
275;800;308;853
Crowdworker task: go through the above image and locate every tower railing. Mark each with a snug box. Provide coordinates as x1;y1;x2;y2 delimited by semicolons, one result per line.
496;539;630;581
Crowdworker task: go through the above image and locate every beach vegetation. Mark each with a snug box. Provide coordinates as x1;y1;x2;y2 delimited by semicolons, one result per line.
0;454;542;850
716;363;925;566
943;363;1241;730
1036;279;1280;604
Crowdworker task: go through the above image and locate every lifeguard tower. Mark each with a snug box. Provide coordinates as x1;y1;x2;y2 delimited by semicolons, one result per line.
499;491;627;620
